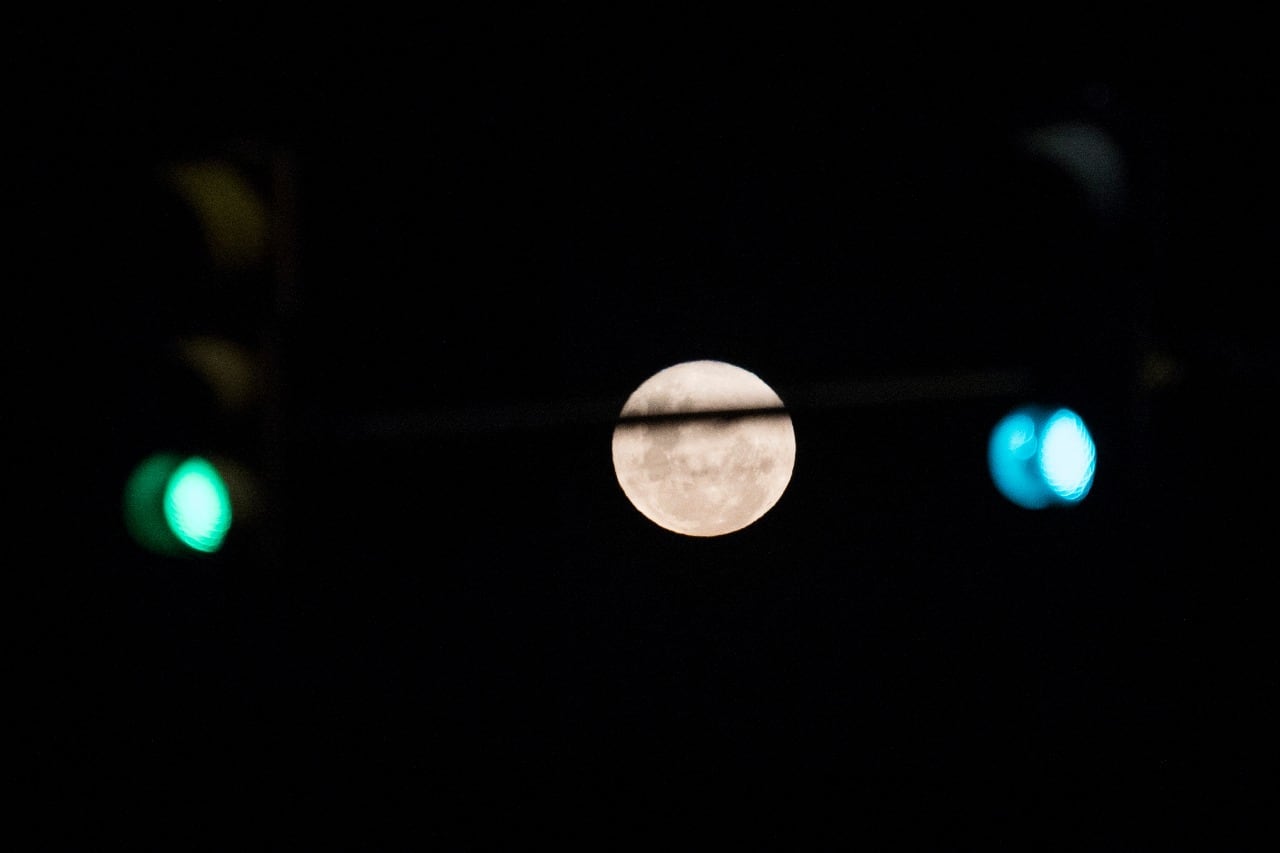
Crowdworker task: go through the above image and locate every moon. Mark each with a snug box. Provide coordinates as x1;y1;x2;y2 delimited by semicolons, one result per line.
611;360;796;537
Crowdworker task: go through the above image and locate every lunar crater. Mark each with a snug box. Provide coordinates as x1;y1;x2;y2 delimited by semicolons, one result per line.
612;360;796;537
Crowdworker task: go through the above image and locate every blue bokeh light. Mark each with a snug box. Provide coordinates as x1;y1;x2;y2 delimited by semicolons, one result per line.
989;405;1096;509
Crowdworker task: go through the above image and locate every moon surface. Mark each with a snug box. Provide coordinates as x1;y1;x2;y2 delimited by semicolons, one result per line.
611;360;796;537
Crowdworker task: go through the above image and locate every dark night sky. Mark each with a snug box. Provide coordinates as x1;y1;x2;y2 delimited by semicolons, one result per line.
15;18;1277;845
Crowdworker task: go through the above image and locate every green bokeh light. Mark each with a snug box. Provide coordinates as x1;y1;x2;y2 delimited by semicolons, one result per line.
124;453;233;556
164;457;232;552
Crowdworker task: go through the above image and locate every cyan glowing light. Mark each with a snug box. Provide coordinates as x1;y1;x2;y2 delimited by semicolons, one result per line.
989;406;1096;509
1039;410;1096;502
124;453;232;555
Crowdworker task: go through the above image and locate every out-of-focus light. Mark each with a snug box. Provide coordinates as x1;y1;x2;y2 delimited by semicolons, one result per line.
164;160;268;271
164;457;232;552
124;453;233;555
989;405;1096;509
177;335;261;412
1021;121;1127;222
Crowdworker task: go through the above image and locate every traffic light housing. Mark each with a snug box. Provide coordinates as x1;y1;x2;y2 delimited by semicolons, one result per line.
113;151;281;563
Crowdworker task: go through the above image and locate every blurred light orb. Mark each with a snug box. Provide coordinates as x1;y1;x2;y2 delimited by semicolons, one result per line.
164;457;233;552
988;405;1096;509
124;453;233;555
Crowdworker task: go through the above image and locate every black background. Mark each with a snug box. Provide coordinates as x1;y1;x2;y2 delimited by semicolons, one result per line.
15;16;1276;846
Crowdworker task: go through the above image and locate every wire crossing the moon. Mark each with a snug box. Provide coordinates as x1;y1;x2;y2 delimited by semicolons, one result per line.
317;367;1033;441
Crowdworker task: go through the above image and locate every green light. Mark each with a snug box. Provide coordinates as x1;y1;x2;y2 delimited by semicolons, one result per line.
164;457;232;553
124;453;233;556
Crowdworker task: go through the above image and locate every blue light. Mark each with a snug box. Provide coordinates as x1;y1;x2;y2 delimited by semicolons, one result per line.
989;405;1096;509
1040;409;1096;502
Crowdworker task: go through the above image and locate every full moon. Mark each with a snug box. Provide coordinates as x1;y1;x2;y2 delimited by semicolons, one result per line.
611;360;796;537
